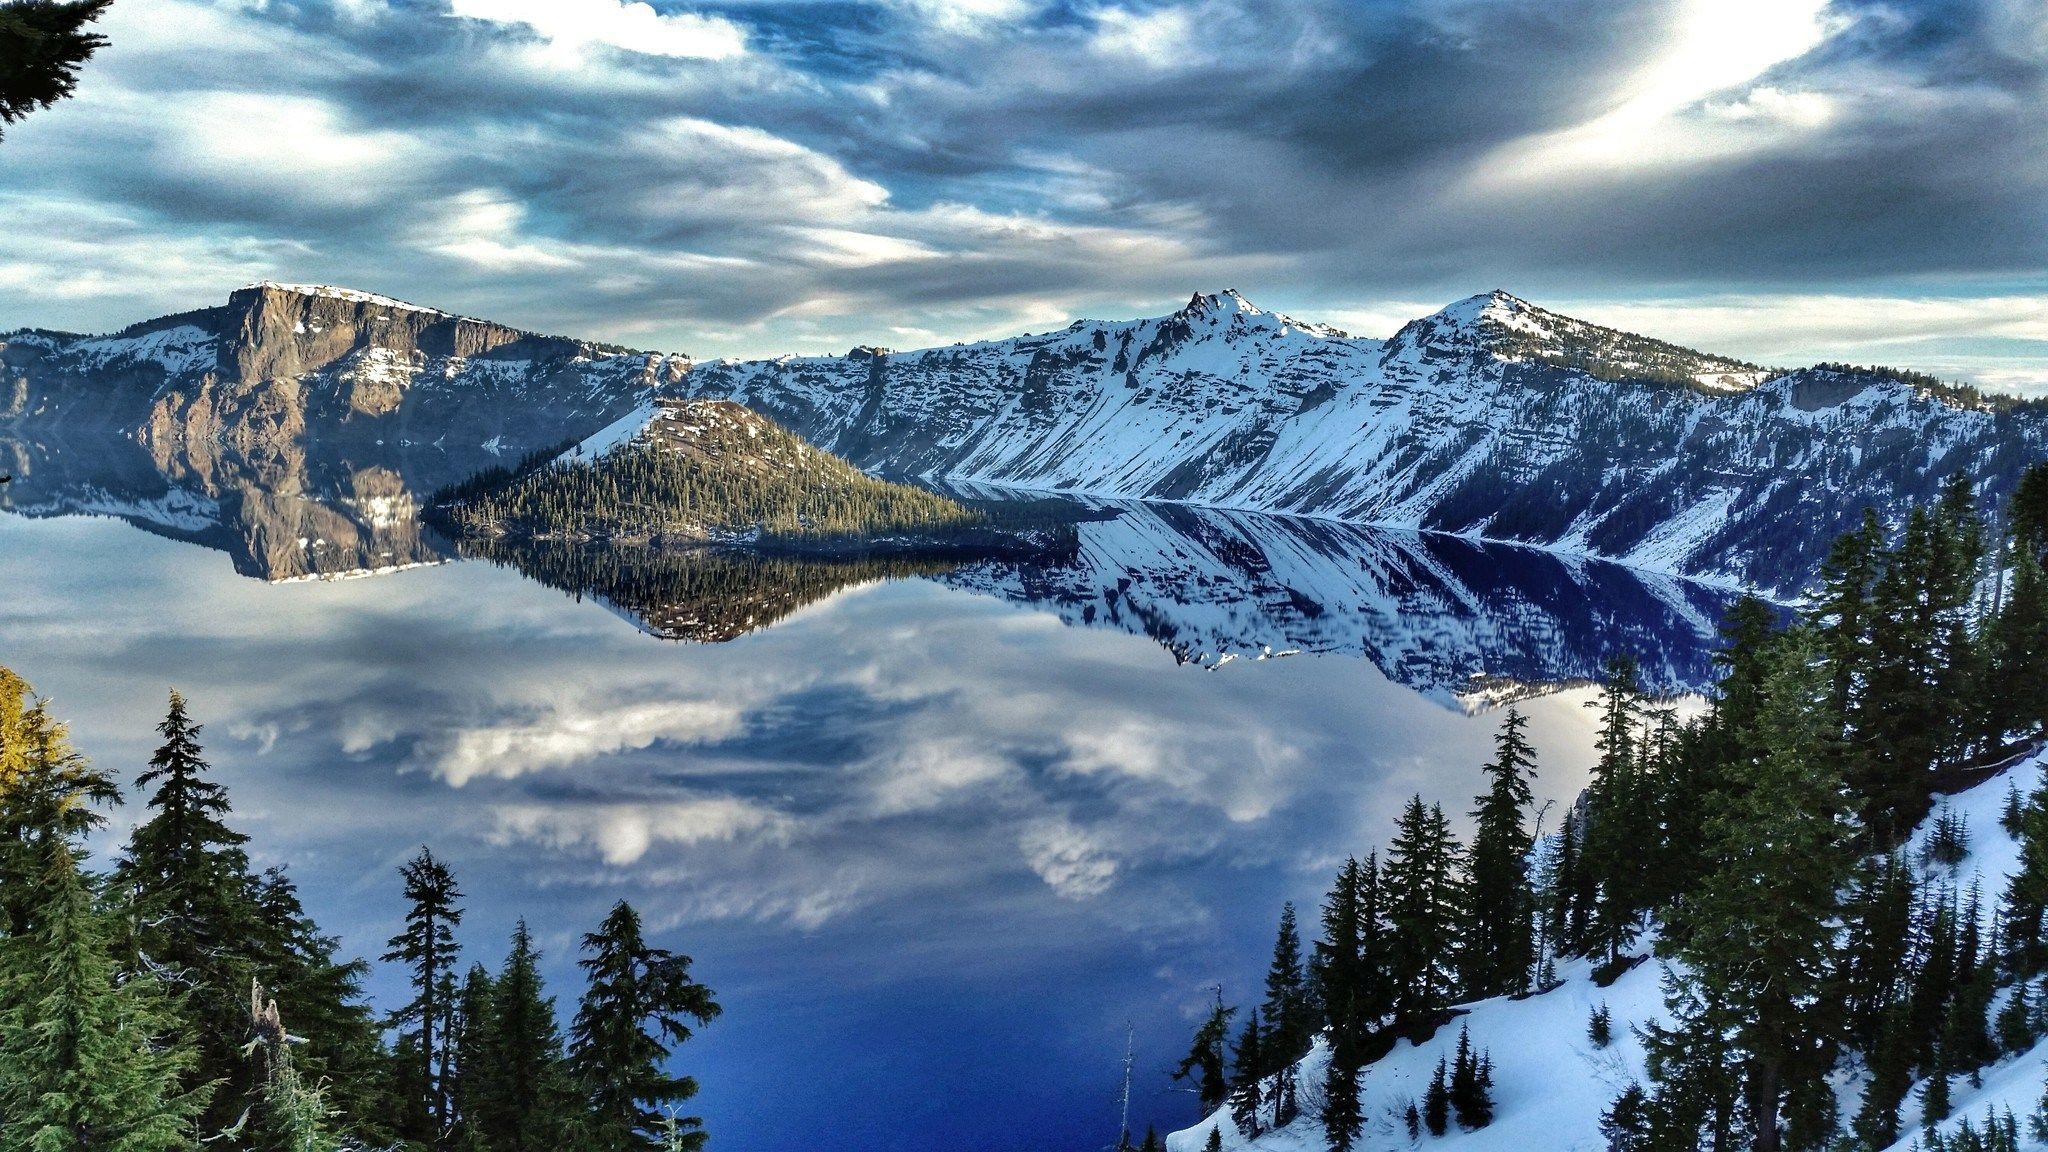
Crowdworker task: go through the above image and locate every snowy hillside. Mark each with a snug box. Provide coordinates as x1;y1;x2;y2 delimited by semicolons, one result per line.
1169;751;2048;1152
939;499;1739;705
689;291;2048;598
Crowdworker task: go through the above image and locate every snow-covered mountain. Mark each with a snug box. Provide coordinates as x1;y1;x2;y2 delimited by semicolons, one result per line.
689;290;2048;598
939;499;1740;707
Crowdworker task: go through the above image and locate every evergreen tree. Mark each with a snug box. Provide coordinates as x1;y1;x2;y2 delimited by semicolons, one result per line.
0;841;206;1152
1384;797;1465;1028
1647;634;1851;1152
1228;1007;1264;1138
0;665;118;936
1204;1126;1223;1152
1600;1082;1655;1152
1172;987;1235;1116
1579;656;1655;961
0;0;112;139
450;963;498;1149
1422;1057;1449;1136
569;901;721;1151
114;690;266;1134
1464;707;1539;998
1318;1034;1363;1152
1853;998;1915;1149
382;847;464;1148
476;922;578;1152
1588;1003;1612;1048
1258;902;1312;1123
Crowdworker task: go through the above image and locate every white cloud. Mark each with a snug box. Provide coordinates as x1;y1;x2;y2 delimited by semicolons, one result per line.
430;697;748;785
448;0;746;62
1019;817;1118;899
489;796;789;865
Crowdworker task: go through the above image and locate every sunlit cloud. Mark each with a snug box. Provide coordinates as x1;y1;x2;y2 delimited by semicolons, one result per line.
448;0;747;62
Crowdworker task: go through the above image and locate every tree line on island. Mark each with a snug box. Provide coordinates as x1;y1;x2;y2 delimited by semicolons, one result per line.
0;674;719;1152
430;401;988;547
1176;466;2048;1152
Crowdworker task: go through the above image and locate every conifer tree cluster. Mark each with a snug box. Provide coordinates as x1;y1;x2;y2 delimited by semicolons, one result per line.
1187;465;2048;1152
0;671;721;1152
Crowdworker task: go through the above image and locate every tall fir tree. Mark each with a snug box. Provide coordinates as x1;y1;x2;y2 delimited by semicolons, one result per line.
569;901;721;1151
0;665;119;936
1464;707;1539;998
1579;655;1655;962
113;691;267;1134
0;838;206;1152
1647;633;1851;1152
474;922;577;1152
1258;901;1313;1124
382;847;465;1148
1228;1007;1264;1138
1383;797;1465;1027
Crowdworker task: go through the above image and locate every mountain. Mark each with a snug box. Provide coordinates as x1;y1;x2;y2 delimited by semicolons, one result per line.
938;498;1740;707
688;289;2048;597
0;282;683;579
2;281;683;493
12;283;2045;595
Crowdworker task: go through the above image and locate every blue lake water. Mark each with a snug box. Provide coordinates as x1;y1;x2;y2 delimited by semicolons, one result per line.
0;499;1739;1152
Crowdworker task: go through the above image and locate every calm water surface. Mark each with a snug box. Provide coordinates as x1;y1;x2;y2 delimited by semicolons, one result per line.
0;504;1732;1152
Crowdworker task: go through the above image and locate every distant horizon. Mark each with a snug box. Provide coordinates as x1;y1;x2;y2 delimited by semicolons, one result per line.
1;0;2041;392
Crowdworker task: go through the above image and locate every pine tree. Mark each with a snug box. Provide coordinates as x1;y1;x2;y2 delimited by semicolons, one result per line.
1319;1033;1363;1152
1647;633;1851;1152
1422;1057;1449;1136
449;963;498;1148
1588;1003;1612;1048
0;0;113;139
0;665;118;936
114;690;266;1134
1259;902;1311;1123
569;901;721;1151
1853;998;1914;1149
1384;797;1465;1028
476;922;577;1152
382;847;464;1147
1464;706;1539;999
1228;1007;1264;1138
1579;656;1654;962
0;841;207;1152
1204;1126;1223;1152
1600;1082;1655;1152
1172;987;1235;1115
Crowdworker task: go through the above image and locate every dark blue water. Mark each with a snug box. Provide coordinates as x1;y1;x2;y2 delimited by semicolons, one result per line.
0;506;1732;1152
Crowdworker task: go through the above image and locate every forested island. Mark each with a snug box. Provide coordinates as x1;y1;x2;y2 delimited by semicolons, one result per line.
429;399;1052;557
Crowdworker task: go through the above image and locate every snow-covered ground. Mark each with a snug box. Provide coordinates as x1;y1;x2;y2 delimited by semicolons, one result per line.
1171;751;2048;1152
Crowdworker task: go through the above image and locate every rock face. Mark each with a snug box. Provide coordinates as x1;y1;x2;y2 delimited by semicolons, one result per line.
689;290;2048;597
0;283;686;580
2;282;685;496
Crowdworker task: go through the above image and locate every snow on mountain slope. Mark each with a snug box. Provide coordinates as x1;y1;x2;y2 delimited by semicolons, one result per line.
1168;750;2048;1152
939;499;1739;705
688;291;2048;598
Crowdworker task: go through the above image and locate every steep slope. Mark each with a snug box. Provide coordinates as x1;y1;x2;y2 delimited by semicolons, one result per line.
939;499;1741;705
1168;750;2048;1152
1;281;683;492
688;291;2048;597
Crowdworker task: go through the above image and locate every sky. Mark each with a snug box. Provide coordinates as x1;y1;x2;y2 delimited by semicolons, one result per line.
0;0;2044;390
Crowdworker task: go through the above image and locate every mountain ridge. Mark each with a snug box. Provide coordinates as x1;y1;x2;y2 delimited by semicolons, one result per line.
10;282;2044;597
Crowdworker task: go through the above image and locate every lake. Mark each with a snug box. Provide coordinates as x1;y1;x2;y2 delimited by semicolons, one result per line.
0;480;1743;1151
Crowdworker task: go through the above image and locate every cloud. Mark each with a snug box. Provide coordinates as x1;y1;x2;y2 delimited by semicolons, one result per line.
448;0;747;62
0;0;2040;385
1019;818;1119;899
429;697;749;785
489;796;790;864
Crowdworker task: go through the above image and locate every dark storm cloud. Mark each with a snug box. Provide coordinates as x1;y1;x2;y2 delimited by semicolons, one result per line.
0;0;2041;378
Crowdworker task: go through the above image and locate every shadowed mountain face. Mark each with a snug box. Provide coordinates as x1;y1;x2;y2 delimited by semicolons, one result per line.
939;500;1745;708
